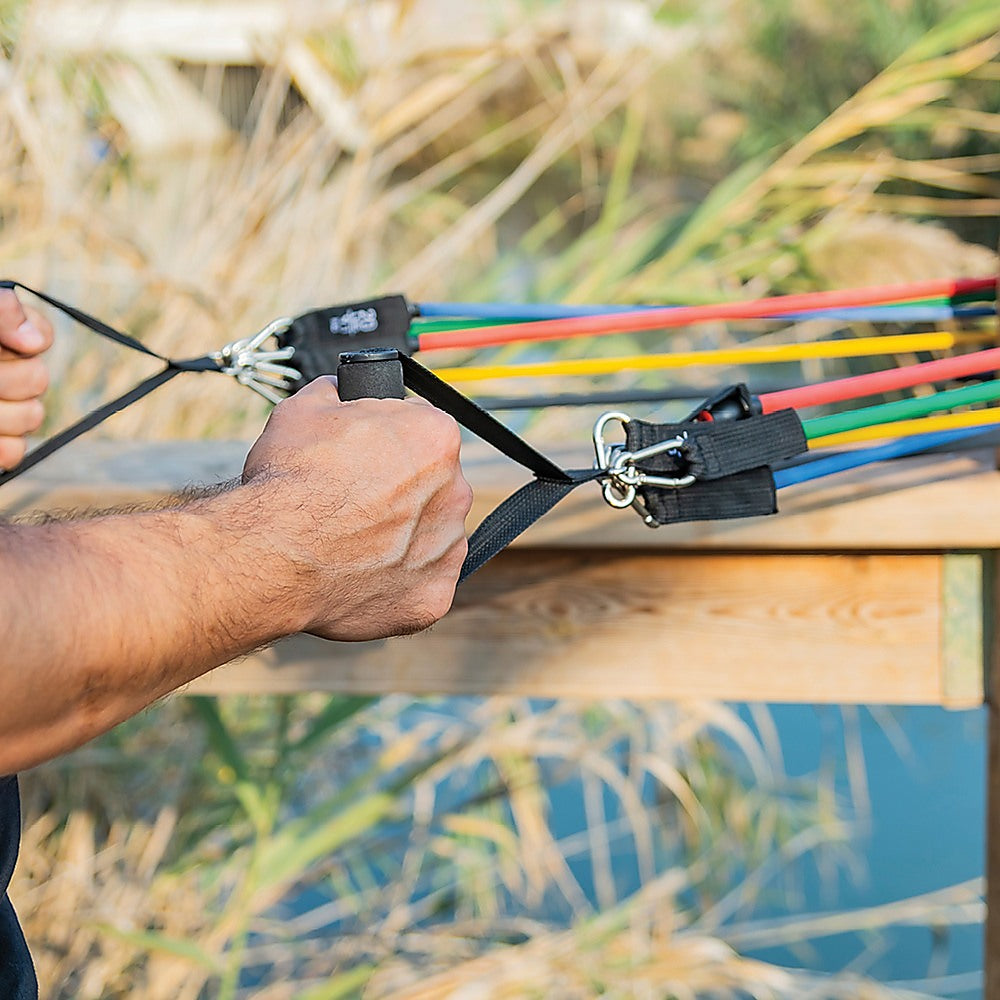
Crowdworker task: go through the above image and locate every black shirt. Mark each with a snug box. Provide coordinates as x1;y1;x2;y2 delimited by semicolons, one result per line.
0;776;37;999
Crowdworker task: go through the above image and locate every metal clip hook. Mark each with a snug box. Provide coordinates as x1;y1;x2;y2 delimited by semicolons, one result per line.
592;411;695;525
212;316;301;404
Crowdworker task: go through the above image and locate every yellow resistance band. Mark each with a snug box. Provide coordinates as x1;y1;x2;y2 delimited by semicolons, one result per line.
811;407;1000;448
433;331;989;383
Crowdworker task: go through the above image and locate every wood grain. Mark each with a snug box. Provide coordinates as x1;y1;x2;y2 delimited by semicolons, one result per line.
2;440;989;706
184;550;975;706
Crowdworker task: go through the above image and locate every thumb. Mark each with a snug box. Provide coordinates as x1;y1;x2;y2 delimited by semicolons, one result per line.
0;291;48;357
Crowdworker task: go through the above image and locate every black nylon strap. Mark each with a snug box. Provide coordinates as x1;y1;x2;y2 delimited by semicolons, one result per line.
461;470;600;581
0;280;221;484
0;368;184;487
399;354;570;483
394;356;807;579
2;280;167;363
365;353;590;579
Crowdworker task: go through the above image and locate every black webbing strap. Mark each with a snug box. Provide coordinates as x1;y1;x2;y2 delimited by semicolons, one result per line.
394;356;807;580
462;471;601;578
399;354;570;483
0;280;221;486
393;355;600;579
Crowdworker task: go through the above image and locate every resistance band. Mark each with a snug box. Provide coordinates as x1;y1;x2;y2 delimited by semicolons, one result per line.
416;277;997;352
810;408;1000;447
760;344;1000;412
803;377;1000;440
776;426;994;488
431;330;988;383
416;302;993;324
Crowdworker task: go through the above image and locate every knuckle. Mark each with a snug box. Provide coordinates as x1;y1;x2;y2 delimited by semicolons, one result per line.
23;399;44;432
450;534;469;566
302;375;337;400
25;359;48;397
422;589;455;627
424;409;463;458
457;477;474;516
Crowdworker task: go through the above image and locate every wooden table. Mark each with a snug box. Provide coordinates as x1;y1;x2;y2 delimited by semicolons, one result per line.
3;437;999;990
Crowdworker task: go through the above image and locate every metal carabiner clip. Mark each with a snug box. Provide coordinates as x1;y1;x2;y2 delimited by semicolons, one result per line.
593;411;695;522
212;316;301;403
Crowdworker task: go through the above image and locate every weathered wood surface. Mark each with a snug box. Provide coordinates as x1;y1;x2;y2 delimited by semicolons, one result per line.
3;438;1000;551
2;439;995;706
183;550;982;706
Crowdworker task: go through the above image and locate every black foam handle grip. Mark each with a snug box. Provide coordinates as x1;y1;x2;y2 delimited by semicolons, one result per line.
337;348;406;400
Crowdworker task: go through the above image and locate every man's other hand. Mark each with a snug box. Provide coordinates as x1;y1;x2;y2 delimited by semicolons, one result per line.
0;290;54;470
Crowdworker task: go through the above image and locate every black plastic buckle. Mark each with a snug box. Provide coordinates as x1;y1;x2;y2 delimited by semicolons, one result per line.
685;383;761;423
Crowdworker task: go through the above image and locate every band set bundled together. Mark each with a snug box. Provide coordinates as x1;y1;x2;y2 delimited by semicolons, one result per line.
1;274;997;577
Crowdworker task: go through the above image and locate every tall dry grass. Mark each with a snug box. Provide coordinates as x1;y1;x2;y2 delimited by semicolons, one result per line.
15;694;984;1000
0;0;996;441
2;1;999;998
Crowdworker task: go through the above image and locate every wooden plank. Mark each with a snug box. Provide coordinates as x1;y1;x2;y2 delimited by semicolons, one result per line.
460;442;1000;552
1;440;989;704
184;550;971;705
5;439;1000;552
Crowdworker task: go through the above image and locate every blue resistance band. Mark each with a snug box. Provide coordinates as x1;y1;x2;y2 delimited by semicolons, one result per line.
417;302;993;323
775;427;993;488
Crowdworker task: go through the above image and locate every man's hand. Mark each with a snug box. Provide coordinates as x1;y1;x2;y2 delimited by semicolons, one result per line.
0;369;471;771
0;289;54;469
242;376;473;641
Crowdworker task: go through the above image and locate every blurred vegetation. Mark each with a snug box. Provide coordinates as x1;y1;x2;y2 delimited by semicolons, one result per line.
2;0;998;997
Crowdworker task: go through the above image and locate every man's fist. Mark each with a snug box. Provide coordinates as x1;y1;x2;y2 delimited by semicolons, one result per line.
0;290;53;470
242;376;473;640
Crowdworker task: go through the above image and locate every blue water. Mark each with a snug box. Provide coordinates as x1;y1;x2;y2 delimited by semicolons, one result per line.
544;703;985;995
736;705;984;995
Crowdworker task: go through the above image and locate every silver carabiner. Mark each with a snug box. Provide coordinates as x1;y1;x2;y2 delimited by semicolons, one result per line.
212;316;300;403
593;411;696;520
592;411;633;472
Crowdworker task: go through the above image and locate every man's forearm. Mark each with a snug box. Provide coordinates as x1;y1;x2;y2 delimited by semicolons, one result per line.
0;484;298;773
0;377;471;774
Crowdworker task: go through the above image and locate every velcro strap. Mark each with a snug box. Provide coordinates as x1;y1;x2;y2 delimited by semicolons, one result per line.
634;467;782;524
625;409;807;480
623;408;807;525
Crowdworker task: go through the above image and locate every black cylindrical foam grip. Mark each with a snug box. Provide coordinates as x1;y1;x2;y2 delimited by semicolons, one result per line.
337;348;406;400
